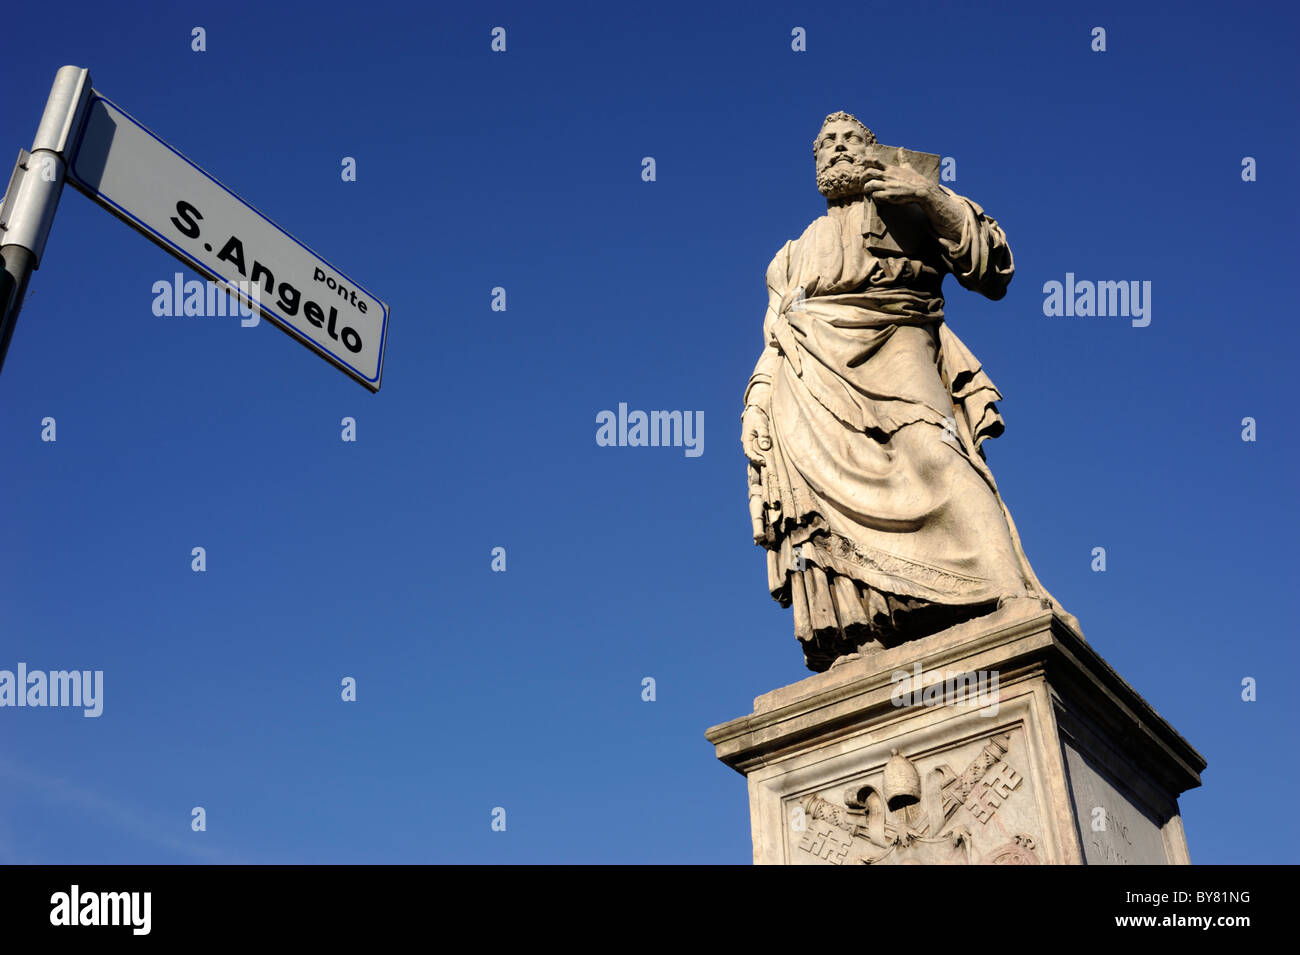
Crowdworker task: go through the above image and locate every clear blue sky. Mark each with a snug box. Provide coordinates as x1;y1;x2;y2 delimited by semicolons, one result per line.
1;0;1296;863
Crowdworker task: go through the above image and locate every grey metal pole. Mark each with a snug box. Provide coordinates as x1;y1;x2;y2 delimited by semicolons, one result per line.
0;245;36;366
0;65;93;376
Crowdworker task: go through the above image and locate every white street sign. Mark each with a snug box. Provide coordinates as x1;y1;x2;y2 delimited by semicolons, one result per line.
65;92;388;390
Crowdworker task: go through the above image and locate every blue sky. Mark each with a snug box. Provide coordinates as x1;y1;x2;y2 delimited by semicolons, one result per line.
1;0;1296;863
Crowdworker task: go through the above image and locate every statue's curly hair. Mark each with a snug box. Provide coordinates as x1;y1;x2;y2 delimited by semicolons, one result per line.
814;111;876;155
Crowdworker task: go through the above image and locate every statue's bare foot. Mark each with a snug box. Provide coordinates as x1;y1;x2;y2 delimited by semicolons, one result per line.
829;651;862;669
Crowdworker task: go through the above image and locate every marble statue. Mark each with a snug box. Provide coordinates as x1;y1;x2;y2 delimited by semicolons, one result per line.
742;111;1080;671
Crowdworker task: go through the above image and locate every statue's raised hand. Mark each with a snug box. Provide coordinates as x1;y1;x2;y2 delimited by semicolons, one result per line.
860;159;939;206
862;160;964;241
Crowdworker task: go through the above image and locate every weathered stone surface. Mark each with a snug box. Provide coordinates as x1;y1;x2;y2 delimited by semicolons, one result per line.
706;605;1204;865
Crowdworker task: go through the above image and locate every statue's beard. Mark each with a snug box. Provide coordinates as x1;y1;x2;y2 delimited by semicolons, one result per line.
817;158;870;200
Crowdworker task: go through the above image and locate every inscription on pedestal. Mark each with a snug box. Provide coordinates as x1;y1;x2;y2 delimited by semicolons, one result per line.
1062;740;1169;865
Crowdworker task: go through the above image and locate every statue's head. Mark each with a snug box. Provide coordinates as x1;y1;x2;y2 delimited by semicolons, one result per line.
814;111;876;199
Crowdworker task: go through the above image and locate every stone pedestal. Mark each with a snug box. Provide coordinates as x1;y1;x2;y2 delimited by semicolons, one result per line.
705;605;1205;865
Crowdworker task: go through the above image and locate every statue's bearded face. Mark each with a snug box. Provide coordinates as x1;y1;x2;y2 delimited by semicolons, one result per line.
816;119;873;199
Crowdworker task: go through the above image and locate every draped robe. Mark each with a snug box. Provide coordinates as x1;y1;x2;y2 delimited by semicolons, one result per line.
746;187;1073;670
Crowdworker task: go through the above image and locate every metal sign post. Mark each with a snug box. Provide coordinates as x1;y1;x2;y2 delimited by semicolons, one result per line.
0;66;92;375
